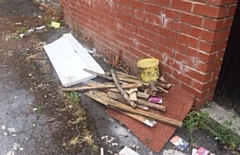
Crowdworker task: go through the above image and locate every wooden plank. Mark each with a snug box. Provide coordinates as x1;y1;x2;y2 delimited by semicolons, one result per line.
85;91;182;128
61;83;142;92
107;91;166;112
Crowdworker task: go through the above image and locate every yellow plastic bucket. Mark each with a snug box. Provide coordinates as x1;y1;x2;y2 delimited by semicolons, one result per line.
137;58;160;82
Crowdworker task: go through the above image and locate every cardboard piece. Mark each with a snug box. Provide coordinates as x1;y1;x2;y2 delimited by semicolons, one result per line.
44;33;104;87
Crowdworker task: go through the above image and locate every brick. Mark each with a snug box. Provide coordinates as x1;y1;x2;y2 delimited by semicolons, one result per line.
184;66;212;83
125;23;136;32
130;33;143;46
153;0;171;6
108;9;119;18
142;38;157;49
208;0;238;5
181;83;208;99
199;39;228;53
192;78;218;92
195;59;222;73
145;12;155;23
119;28;130;37
129;46;144;58
173;69;192;86
124;36;135;47
193;3;228;18
172;0;193;12
114;18;125;28
155;16;164;26
203;17;234;31
161;64;173;76
145;3;160;14
186;47;217;63
164;73;181;86
131;0;145;10
131;17;143;27
151;33;166;45
173;21;183;31
178;33;199;48
157;44;174;58
160;28;177;40
163;18;173;29
137;27;151;38
161;7;180;20
167;39;186;53
175;52;194;67
136;43;149;54
180;12;203;27
144;22;160;33
133;9;140;18
182;24;190;34
119;13;130;22
227;4;237;16
149;49;164;62
119;0;129;5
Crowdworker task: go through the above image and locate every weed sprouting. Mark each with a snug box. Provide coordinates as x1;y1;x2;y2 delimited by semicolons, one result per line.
183;109;239;150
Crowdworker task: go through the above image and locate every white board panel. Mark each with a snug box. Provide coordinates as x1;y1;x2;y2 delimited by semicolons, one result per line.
44;33;104;87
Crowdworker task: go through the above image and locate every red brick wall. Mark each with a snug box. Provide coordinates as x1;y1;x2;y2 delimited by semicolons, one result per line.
59;0;238;107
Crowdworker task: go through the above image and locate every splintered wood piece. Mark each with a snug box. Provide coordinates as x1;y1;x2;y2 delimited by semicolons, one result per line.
85;90;182;128
112;108;157;127
115;71;140;80
61;83;142;92
156;86;169;93
110;69;137;108
83;68;127;84
156;81;172;89
137;92;150;99
127;88;138;101
107;91;166;112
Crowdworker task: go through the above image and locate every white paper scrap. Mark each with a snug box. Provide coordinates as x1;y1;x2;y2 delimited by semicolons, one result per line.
119;146;139;155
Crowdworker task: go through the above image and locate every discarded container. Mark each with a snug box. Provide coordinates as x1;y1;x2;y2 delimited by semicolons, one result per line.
137;58;159;82
51;21;60;28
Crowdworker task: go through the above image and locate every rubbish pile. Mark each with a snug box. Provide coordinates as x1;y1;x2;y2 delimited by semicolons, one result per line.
60;67;183;128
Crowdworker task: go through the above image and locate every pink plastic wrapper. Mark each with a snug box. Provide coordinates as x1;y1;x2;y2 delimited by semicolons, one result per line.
148;97;163;104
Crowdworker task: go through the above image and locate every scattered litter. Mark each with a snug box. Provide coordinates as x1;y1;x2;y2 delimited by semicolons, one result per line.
33;108;37;111
112;143;118;146
27;29;34;34
15;22;22;25
12;134;17;136
100;147;104;155
101;135;116;144
36;62;40;66
14;96;17;99
170;135;188;151
119;146;139;155
148;96;163;104
85;48;96;54
8;128;16;133
192;147;210;155
7;143;21;155
36;25;46;30
4;132;7;136
51;21;61;28
163;149;187;155
28;73;32;77
19;34;25;38
2;125;5;130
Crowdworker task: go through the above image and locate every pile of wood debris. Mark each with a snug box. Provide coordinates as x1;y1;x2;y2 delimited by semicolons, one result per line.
61;68;182;128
